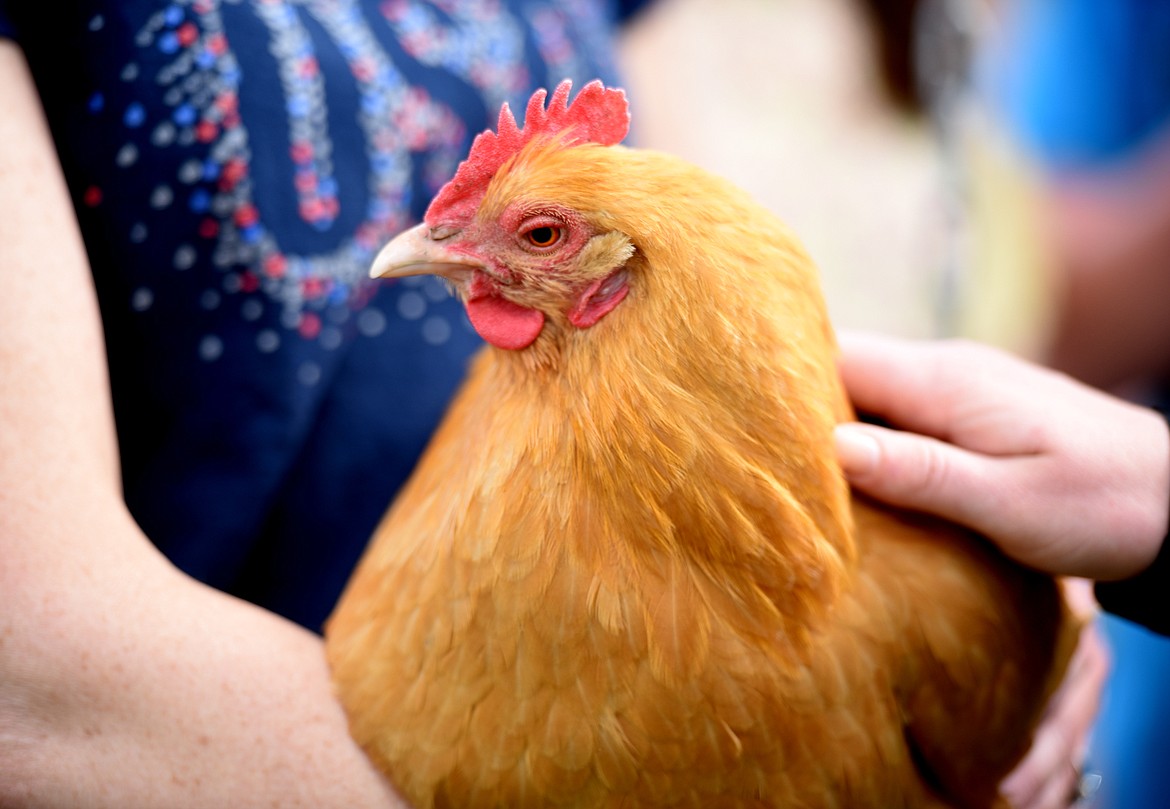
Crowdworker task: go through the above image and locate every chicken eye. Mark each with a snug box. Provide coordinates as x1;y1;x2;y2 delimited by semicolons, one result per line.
524;226;561;248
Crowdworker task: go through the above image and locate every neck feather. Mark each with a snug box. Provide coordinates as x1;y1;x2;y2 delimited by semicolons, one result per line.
460;186;856;643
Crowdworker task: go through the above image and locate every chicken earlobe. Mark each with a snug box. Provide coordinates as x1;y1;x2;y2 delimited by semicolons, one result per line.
567;268;629;329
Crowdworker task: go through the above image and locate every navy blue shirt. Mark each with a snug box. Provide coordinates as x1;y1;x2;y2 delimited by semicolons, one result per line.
0;0;643;630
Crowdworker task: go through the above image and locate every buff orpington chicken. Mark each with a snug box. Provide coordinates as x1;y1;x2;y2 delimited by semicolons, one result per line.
325;80;1077;809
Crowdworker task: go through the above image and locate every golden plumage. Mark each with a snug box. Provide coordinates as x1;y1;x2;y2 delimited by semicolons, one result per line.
326;118;1075;808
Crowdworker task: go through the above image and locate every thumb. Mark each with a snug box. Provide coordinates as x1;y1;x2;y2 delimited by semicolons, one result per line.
833;422;989;528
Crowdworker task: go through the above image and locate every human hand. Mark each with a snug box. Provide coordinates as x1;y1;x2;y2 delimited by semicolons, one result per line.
999;585;1109;809
832;333;1169;581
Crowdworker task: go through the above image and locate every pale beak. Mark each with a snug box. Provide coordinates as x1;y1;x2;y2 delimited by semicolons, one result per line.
369;223;479;280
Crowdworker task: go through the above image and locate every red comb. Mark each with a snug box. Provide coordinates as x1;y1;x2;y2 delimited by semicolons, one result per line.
424;79;630;225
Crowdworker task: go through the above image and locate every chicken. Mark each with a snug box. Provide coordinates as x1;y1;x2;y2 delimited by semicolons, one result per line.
324;80;1077;809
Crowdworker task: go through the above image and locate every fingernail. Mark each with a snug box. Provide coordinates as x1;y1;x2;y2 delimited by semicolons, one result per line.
833;424;879;478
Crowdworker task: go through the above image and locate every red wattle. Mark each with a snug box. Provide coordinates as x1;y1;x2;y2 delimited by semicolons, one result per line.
465;293;545;350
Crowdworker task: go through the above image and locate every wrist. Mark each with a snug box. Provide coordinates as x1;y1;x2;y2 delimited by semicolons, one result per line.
1093;409;1170;635
1111;404;1170;577
1138;409;1170;568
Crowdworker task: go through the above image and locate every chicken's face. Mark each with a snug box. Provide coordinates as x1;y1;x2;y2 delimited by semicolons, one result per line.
371;188;635;351
369;80;635;352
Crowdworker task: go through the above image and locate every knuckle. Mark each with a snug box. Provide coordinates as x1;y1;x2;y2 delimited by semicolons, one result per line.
912;440;954;499
882;433;957;506
939;341;998;388
935;338;991;368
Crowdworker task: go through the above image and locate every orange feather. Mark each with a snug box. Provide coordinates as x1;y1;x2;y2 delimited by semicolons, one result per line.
326;95;1076;809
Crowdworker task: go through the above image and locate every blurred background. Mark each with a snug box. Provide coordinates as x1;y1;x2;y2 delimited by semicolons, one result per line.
621;0;947;341
619;0;1048;349
620;1;1170;806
